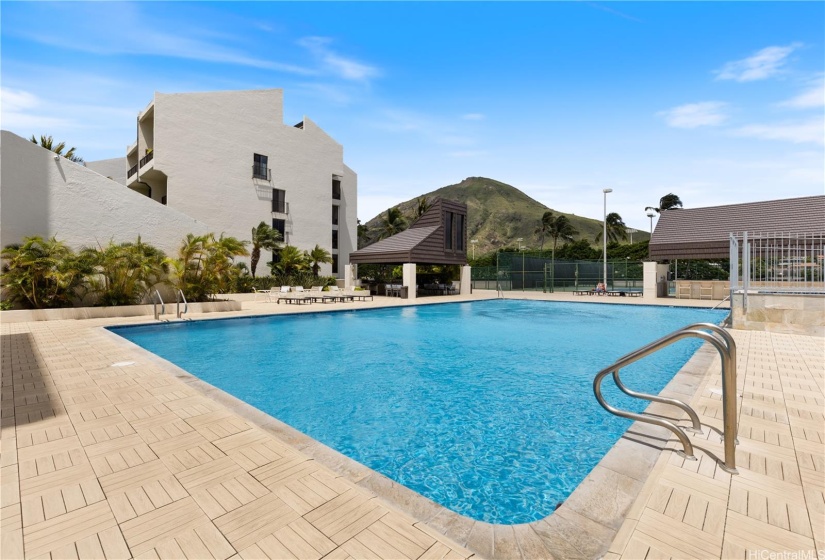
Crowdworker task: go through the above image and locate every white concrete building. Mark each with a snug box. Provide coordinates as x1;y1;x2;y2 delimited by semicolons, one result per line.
0;131;210;256
123;89;357;277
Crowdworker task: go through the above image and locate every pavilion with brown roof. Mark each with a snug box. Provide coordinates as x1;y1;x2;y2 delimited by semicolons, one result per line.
346;198;469;298
649;195;825;260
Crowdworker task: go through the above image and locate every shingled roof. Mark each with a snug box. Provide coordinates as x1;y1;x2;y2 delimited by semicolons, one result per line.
649;195;825;260
349;198;468;265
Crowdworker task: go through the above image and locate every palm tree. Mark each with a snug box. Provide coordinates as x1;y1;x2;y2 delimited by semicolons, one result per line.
305;244;332;276
357;219;371;249
535;211;554;253
30;135;84;163
595;212;629;243
250;222;282;278
82;237;167;306
0;236;91;308
548;215;579;253
168;233;248;301
411;196;432;222
646;193;683;214
378;207;407;240
274;245;306;275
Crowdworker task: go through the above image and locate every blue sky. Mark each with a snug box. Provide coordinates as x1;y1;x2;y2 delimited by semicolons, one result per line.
2;1;823;232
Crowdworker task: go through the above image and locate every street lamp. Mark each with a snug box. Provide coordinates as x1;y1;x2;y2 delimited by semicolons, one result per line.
470;239;478;261
517;238;525;291
646;209;655;235
627;228;637;244
602;188;612;288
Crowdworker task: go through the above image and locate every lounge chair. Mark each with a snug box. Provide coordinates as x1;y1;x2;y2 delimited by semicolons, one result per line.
328;285;353;302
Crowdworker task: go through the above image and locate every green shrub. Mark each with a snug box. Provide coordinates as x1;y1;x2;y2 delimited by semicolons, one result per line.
0;236;91;309
82;238;167;306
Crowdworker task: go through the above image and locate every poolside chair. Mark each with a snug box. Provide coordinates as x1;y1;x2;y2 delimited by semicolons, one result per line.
449;281;460;295
274;285;292;304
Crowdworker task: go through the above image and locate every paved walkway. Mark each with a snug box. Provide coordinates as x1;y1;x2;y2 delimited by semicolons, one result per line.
1;293;822;560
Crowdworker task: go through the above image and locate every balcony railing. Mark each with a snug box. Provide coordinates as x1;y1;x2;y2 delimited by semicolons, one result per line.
127;164;138;178
252;164;271;180
139;151;154;168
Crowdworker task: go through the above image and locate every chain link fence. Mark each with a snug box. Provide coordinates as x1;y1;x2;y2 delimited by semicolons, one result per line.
471;252;644;292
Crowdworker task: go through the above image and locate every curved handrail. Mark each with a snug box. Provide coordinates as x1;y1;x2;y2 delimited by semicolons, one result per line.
176;289;188;319
152;290;165;321
594;323;738;473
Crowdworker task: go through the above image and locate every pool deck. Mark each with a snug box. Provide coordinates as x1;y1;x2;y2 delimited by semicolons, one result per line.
1;291;823;559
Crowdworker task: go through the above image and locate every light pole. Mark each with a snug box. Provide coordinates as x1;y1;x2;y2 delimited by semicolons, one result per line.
646;209;655;235
470;239;478;261
627;228;637;244
517;237;525;291
602;188;612;288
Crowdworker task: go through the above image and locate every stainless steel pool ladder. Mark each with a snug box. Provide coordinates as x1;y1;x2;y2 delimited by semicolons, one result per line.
593;323;738;474
176;289;188;319
152;290;165;321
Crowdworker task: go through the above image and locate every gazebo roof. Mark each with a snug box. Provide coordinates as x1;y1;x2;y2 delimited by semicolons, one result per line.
649;195;825;260
349;198;468;265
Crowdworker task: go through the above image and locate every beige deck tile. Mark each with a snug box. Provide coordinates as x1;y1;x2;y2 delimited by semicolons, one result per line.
22;500;117;558
213;493;300;551
119;496;209;555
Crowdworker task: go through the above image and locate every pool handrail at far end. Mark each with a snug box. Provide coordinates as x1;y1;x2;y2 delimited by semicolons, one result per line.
593;322;738;474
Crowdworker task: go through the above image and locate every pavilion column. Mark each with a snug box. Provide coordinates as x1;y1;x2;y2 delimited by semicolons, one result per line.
402;263;416;300
460;265;471;295
344;264;356;289
643;261;670;299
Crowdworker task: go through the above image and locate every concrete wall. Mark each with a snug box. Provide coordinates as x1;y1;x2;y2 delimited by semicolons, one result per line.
130;89;357;277
732;293;825;336
0;131;209;255
85;157;129;186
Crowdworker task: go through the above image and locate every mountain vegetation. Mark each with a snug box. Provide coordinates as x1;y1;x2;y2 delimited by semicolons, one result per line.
361;176;650;253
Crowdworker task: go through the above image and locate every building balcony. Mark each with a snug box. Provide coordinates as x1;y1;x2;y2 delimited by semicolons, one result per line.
127;163;138;179
139;151;154;168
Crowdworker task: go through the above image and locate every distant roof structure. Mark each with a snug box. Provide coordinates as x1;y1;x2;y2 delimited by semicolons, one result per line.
349;198;468;265
649;195;825;260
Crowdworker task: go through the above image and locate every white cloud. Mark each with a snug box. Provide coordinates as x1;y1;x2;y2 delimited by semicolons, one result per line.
298;36;379;82
657;101;729;128
779;77;825;109
0;87;75;130
462;113;485;121
715;43;801;82
732;117;824;145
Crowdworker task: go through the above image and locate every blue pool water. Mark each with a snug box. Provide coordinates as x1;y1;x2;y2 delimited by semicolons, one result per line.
110;300;726;524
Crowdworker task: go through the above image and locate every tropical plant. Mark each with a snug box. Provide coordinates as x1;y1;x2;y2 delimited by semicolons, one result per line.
249;222;282;278
29;135;84;163
547;215;579;252
168;233;249;301
0;236;91;308
377;207;407;240
82;238;167;306
646;193;683;214
271;245;306;275
305;244;332;277
595;212;629;244
410;196;432;222
357;219;371;249
535;211;554;253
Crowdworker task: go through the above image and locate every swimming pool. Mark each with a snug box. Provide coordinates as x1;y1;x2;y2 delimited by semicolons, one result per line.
110;300;727;524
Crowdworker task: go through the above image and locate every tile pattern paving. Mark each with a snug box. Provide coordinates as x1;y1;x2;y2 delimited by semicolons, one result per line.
1;319;473;560
1;298;823;559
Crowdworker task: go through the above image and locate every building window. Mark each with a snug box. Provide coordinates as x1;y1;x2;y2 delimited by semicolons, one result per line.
332;205;339;225
332;178;341;200
272;218;285;241
272;189;286;213
161;195;167;206
332;254;339;274
444;211;466;251
253;154;269;180
332;230;338;250
455;214;465;250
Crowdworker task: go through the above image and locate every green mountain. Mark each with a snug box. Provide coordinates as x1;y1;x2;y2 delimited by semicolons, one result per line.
363;176;649;255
